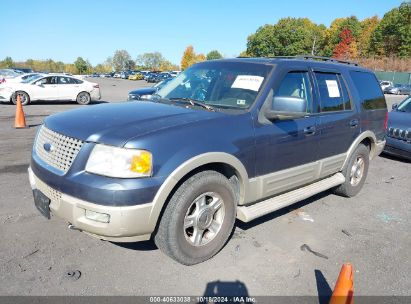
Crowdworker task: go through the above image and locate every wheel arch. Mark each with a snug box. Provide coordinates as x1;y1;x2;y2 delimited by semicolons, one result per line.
341;131;377;171
147;152;249;231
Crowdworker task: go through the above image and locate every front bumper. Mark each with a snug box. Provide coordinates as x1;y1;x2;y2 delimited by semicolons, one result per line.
0;88;13;101
384;137;411;161
28;167;154;242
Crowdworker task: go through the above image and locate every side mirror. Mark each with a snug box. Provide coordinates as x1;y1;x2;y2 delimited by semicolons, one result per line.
265;96;307;120
392;103;398;110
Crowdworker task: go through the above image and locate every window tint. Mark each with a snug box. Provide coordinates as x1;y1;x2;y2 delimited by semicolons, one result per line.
37;77;56;85
73;78;83;84
315;72;351;112
58;76;74;84
350;71;386;110
274;71;312;113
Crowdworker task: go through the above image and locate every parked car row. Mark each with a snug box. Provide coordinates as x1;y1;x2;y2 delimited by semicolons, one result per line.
383;83;411;95
88;70;180;82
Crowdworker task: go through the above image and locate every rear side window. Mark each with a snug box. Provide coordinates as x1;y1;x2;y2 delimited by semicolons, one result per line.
350;71;386;110
315;72;351;112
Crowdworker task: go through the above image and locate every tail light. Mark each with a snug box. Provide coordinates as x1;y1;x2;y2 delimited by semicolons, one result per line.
384;111;388;131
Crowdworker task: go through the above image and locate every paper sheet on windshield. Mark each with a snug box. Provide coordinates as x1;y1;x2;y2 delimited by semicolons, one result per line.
325;80;340;98
231;75;264;92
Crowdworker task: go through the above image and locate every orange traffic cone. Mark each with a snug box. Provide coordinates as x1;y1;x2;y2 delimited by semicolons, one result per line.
329;263;354;304
14;94;27;128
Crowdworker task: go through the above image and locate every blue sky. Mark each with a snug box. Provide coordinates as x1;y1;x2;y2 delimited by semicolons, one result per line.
2;0;403;66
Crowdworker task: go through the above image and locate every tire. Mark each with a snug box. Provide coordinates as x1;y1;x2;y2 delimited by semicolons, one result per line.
76;92;91;105
154;170;236;265
11;91;30;106
334;144;369;197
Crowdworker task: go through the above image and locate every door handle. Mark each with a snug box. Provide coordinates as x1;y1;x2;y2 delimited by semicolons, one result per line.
349;119;359;127
304;126;316;136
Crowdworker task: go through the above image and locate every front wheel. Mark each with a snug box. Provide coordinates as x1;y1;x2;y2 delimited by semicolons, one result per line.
334;143;369;197
76;92;91;105
154;171;236;265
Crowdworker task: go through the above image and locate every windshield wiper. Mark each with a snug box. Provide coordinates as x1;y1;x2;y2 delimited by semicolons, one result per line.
169;97;215;111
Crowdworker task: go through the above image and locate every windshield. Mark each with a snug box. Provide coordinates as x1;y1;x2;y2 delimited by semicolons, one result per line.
23;74;43;83
156;61;272;110
397;96;411;113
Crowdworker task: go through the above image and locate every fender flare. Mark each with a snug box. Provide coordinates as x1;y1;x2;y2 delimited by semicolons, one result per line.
147;152;249;230
341;131;377;170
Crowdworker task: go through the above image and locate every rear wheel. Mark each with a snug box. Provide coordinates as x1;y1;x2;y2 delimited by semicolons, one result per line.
11;91;30;106
154;171;236;265
334;144;369;197
76;92;91;105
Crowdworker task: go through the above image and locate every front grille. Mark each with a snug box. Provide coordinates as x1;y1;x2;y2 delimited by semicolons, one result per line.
387;127;411;142
35;126;84;173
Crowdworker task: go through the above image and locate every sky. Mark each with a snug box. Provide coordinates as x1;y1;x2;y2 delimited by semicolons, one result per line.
2;0;404;66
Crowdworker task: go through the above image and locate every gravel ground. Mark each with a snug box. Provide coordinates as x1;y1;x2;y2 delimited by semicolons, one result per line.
0;79;409;298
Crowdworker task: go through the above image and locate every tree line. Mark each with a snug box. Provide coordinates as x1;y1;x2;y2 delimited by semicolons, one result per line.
0;48;223;74
244;1;411;71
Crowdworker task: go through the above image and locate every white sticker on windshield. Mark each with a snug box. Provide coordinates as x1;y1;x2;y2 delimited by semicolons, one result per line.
325;80;340;98
231;75;264;92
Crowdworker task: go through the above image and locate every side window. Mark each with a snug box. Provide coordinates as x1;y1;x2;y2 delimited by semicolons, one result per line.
73;78;83;84
37;77;52;85
315;72;350;112
58;77;69;84
274;71;313;113
349;71;386;110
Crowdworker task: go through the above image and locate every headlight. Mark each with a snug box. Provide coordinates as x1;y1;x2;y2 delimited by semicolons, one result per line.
85;144;152;178
128;94;140;100
140;94;152;100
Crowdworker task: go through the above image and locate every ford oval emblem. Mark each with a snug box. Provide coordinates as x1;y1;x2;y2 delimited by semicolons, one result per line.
43;143;54;152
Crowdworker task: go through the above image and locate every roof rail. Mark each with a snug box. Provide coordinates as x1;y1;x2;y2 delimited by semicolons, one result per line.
295;55;358;66
242;55;358;66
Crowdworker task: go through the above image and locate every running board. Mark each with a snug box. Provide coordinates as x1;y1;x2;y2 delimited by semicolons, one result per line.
237;173;345;222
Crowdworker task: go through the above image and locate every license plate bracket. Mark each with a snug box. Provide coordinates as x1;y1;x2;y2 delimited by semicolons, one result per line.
33;189;51;219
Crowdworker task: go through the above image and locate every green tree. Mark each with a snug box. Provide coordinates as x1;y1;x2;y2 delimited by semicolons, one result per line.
2;56;14;68
136;52;166;70
370;1;411;57
74;57;88;74
112;49;133;71
206;50;223;60
246;18;325;57
357;16;380;57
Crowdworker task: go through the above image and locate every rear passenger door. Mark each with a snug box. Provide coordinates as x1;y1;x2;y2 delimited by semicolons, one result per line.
58;76;78;100
313;69;360;160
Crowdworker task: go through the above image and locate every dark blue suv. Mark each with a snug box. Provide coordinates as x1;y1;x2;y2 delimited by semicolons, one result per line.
28;56;387;265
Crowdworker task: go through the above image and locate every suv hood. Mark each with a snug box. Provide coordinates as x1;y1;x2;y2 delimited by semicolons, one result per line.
388;110;411;130
44;102;222;146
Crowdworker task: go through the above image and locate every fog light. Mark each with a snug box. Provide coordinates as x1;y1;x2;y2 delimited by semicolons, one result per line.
85;210;110;223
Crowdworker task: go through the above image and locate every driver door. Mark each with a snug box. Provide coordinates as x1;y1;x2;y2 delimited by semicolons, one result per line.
253;68;320;198
32;76;59;100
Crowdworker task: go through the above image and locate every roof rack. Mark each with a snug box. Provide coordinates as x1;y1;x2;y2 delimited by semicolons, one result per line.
237;55;358;66
294;55;358;66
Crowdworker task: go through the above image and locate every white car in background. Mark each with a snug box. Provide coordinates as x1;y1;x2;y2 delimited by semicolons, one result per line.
0;69;21;83
4;73;45;83
0;74;101;105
